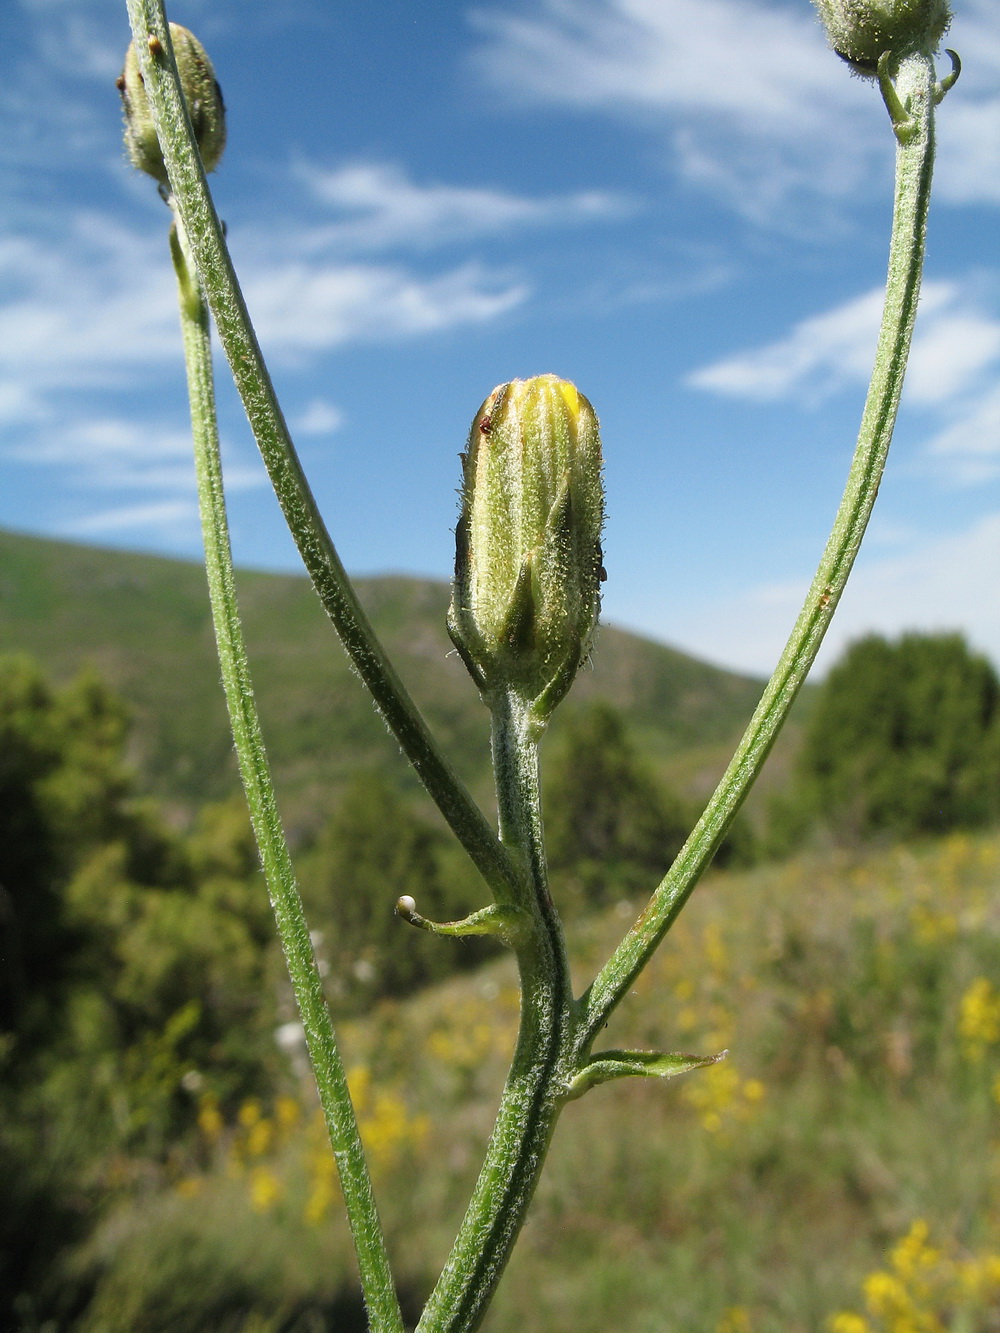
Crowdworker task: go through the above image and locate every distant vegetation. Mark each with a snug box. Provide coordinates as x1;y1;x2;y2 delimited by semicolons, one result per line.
543;701;755;914
2;531;1000;1328
772;632;1000;852
10;815;1000;1330
0;529;767;830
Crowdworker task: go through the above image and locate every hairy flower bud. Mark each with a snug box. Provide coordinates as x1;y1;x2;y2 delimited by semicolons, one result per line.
118;24;226;185
448;375;605;721
813;0;951;73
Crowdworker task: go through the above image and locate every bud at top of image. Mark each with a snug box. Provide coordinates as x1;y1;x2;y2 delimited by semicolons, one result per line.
119;23;226;186
812;0;951;72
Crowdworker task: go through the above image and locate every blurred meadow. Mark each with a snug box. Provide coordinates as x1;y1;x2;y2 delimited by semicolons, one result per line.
3;534;1000;1330
45;833;1000;1332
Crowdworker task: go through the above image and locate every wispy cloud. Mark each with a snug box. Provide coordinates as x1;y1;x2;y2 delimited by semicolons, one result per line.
293;398;344;437
687;285;891;402
662;510;1000;676
924;383;1000;483
242;258;527;355
0;217;180;424
470;0;843;121
64;498;200;538
468;0;876;223
905;304;1000;406
936;99;1000;206
933;0;1000;205
469;0;1000;224
0;189;529;541
294;161;631;253
0;207;533;425
687;276;1000;484
683;281;995;403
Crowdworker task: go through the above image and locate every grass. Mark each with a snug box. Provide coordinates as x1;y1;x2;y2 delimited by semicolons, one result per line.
71;828;1000;1331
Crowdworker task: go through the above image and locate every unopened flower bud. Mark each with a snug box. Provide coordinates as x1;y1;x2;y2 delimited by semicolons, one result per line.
813;0;951;74
119;24;226;185
448;375;605;721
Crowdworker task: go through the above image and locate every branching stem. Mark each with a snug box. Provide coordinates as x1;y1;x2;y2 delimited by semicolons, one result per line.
129;3;949;1325
416;692;576;1333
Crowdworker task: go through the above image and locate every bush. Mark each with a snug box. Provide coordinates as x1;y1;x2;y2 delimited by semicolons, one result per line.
543;702;695;907
0;658;283;1326
299;774;495;1009
774;633;1000;846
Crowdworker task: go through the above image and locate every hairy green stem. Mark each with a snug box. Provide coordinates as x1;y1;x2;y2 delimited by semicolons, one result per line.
171;218;403;1333
124;0;519;907
417;694;575;1333
581;50;940;1046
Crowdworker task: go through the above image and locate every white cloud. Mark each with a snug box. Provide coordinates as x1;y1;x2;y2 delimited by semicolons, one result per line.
295;161;630;252
0;201;532;478
294;398;344;436
64;499;199;537
0;217;180;419
924;383;1000;482
243;259;527;354
0;2;125;180
470;0;1000;223
470;0;845;122
936;99;1000;206
687;279;1000;406
687;286;889;401
13;417;193;469
0;209;532;417
905;311;1000;405
687;276;1000;486
659;511;1000;675
469;0;882;222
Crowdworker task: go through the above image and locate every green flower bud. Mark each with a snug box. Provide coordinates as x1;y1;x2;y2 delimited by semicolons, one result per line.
813;0;951;74
118;24;226;185
448;375;605;722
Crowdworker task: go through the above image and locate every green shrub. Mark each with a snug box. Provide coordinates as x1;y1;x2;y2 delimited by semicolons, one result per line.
774;633;1000;847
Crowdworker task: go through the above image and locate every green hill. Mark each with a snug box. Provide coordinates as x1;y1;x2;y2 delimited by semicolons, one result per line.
0;528;772;831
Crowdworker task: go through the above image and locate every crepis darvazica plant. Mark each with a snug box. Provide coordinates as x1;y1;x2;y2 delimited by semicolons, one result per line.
118;1;961;1328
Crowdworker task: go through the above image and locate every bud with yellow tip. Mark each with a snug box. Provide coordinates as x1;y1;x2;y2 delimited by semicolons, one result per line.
119;24;226;186
448;375;605;723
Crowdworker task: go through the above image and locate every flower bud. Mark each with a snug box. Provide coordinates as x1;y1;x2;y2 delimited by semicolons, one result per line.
813;0;951;74
448;375;605;721
118;24;226;185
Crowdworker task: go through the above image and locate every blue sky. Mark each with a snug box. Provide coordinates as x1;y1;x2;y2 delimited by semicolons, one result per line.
2;0;998;676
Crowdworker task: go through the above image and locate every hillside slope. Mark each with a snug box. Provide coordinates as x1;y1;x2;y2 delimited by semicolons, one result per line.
0;529;770;828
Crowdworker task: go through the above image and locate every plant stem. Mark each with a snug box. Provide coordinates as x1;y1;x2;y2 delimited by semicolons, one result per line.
170;217;403;1333
417;693;575;1333
123;0;519;907
580;50;939;1047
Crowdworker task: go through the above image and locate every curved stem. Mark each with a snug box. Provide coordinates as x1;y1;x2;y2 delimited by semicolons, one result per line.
171;218;403;1333
580;50;939;1048
123;0;519;907
417;694;575;1333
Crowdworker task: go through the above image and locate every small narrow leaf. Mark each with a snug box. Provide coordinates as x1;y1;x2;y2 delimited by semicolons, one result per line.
565;1048;726;1101
395;898;530;949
